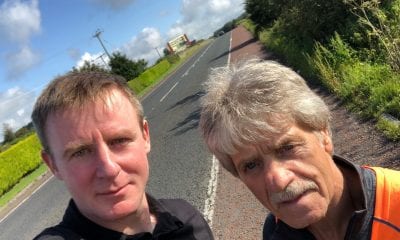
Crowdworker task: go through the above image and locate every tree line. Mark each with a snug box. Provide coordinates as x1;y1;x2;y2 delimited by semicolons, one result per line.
71;51;149;82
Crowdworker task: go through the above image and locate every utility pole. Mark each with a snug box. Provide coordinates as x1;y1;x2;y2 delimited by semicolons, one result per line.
94;53;108;68
93;29;111;59
154;47;162;58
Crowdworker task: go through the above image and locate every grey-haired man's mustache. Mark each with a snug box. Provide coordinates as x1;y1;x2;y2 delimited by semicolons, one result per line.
270;180;319;204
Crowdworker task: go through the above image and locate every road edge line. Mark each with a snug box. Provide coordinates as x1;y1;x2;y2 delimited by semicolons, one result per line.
203;155;219;227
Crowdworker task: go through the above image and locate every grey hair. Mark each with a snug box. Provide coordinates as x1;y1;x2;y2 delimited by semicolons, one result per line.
199;59;331;176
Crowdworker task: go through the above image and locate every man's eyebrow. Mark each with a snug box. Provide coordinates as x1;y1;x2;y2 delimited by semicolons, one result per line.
104;128;137;141
236;152;259;167
274;134;304;147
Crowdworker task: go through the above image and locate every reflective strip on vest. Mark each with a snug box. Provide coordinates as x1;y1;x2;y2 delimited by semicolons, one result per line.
365;166;400;239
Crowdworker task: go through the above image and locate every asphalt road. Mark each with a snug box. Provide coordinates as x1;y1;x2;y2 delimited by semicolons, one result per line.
0;33;231;240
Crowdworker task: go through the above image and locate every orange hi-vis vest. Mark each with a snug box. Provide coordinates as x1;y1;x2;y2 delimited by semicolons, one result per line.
364;166;400;239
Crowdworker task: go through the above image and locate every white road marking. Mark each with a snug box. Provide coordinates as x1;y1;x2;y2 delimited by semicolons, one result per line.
228;31;232;65
203;155;219;227
181;42;214;78
159;81;179;102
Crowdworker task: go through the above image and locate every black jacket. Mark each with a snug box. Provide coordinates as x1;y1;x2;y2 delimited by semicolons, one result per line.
263;155;376;240
33;194;214;240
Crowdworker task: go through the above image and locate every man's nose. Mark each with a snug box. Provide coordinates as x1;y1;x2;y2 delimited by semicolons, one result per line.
263;160;293;193
95;143;120;178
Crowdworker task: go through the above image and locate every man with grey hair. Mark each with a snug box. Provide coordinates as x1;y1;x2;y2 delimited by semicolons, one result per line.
32;71;214;240
199;59;400;240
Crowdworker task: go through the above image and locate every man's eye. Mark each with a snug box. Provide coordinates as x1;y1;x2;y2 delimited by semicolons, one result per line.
245;162;256;170
277;144;298;156
110;138;130;146
281;144;295;152
72;148;90;158
243;161;262;173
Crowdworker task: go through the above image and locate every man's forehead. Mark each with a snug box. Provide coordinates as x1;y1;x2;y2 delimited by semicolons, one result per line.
236;126;304;153
53;90;133;114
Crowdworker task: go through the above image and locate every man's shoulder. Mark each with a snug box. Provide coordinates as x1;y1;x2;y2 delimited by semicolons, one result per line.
33;225;82;240
153;197;214;240
263;214;315;240
263;213;278;239
158;198;196;211
156;198;203;223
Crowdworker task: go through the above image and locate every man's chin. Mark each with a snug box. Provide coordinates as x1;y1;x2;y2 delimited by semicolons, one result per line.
279;211;323;229
107;200;141;218
84;199;140;222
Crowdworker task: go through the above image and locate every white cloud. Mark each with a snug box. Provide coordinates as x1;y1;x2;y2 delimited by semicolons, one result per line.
168;0;245;40
75;52;110;69
17;108;25;116
120;27;164;65
6;46;40;80
0;0;41;44
0;87;36;139
0;0;41;80
89;0;136;10
209;0;232;12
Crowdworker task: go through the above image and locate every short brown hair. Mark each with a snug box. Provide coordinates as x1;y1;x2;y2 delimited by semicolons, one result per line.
31;71;143;152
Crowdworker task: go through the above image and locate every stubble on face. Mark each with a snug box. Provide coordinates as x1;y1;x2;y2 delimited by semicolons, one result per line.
43;90;151;224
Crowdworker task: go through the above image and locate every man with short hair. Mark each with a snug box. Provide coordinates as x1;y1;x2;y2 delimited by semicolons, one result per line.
32;71;214;240
199;59;400;240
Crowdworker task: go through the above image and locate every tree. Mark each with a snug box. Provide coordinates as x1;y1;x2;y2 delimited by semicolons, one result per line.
245;0;286;27
71;60;109;73
109;52;148;81
344;0;400;72
245;0;350;41
14;122;34;138
163;48;171;56
2;123;15;144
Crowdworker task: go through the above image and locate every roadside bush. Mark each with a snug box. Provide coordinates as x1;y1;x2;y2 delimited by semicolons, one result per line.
0;134;42;196
377;117;400;141
166;54;180;64
128;59;171;94
310;33;355;91
237;18;256;35
370;79;400;119
258;21;315;81
339;62;388;116
127;79;146;94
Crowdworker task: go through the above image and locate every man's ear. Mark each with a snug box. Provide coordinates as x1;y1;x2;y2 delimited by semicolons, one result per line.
41;150;63;180
142;120;151;153
320;128;333;155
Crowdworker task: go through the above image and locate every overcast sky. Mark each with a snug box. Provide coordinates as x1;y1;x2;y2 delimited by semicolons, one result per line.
0;0;244;140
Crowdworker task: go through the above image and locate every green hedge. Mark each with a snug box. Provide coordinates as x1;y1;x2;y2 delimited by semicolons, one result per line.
0;134;42;196
128;59;171;94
